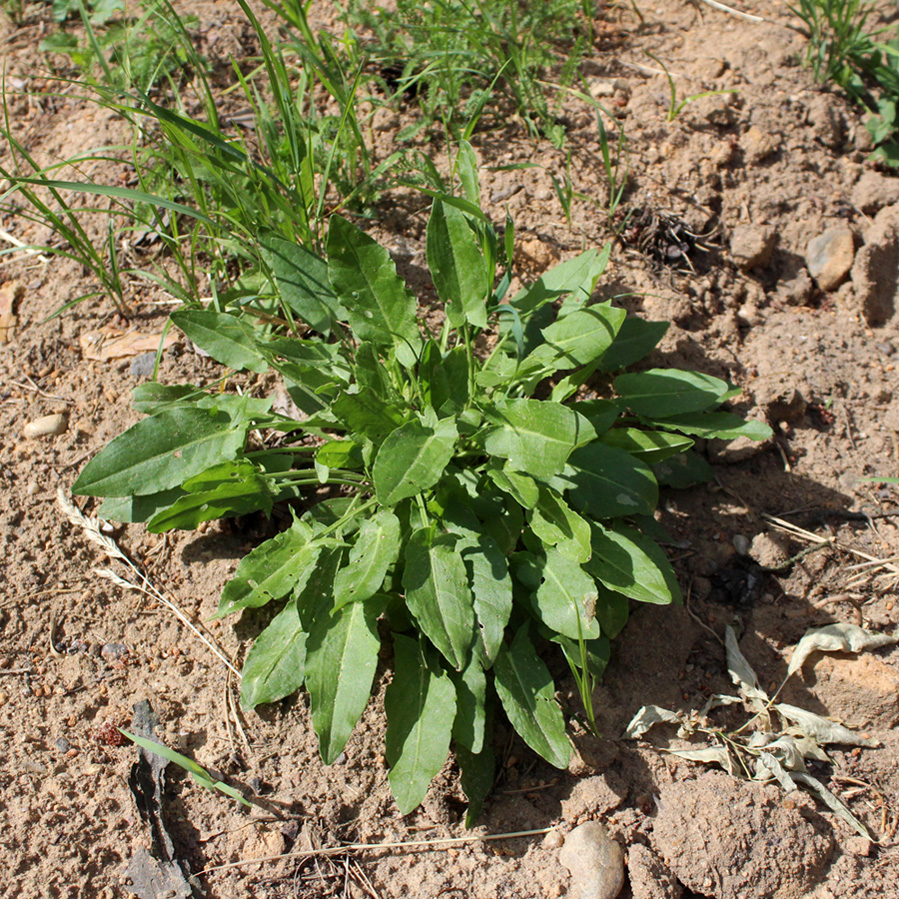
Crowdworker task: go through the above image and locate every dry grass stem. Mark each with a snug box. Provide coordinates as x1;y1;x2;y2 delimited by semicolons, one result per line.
57;486;241;677
196;828;553;876
696;0;765;23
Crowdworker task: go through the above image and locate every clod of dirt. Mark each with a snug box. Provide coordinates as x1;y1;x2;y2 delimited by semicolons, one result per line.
22;413;67;439
805;226;856;291
851;172;899;215
852;205;899;325
730;224;776;271
741;126;779;164
806;94;845;150
559;821;625;899
651;772;834;899
627;843;682;899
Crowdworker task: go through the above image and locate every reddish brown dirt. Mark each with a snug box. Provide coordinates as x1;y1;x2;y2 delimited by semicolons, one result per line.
1;1;898;897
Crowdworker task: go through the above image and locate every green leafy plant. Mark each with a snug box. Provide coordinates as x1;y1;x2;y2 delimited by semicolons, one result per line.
644;52;739;123
342;0;589;144
72;148;770;820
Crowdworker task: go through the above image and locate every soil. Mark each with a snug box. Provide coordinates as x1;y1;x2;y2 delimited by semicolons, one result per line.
1;0;899;897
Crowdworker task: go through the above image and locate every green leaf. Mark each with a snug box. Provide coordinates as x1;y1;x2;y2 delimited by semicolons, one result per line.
131;383;197;414
333;510;401;609
649;411;773;441
513;549;600;640
509;248;607;315
653;450;715;488
551;634;610;680
427;198;488;328
420;342;470;413
97;488;184;523
534;305;625;368
72;407;248;497
484;399;589;479
451;656;487;754
306;596;384;764
385;634;457;814
486;465;539;509
596;586;630;639
373;417;458;506
217;521;320;617
260;235;339;335
598;317;669;372
600;428;694;464
614;369;730;417
494;625;570;769
461;535;513;667
457;742;494;828
586;523;681;605
530;487;592;563
332;387;406;442
564;443;658;518
327;215;420;367
147;460;273;533
315;439;364;472
570;399;619;437
240;598;307;708
171;310;268;373
403;527;476;671
120;731;251;807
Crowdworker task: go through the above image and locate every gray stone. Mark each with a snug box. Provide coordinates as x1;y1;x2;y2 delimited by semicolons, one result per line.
130;351;156;379
730;224;776;271
23;413;68;439
806;226;855;291
559;821;625;899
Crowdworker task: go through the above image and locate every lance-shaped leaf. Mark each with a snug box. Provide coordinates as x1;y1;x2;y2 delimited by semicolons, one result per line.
427;198;488;328
563;443;658;518
373;417;458;506
327;214;420;367
171;309;268;373
240;599;307;708
306;596;384;764
217;521;320;618
460;535;513;666
494;625;570;769
600;428;694;465
650;411;772;442
513;549;600;640
147;460;273;533
586;523;681;605
532;305;625;369
483;399;590;479
333;510;401;609
614;369;730;417
403;527;476;671
260;235;340;335
457;742;494;828
332;387;406;442
597;316;668;372
73;407;248;497
385;635;457;814
450;656;487;754
529;486;592;563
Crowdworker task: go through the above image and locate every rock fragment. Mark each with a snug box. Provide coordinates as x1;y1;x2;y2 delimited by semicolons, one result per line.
652;772;833;899
741;126;778;163
730;224;776;271
852;205;899;325
559;821;625;899
851;171;899;215
23;413;68;439
805;226;855;291
627;844;682;899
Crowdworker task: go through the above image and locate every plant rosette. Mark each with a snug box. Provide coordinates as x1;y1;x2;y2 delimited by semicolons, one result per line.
73;165;770;821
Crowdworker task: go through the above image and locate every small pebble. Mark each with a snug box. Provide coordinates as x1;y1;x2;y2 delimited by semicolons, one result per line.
23;413;68;439
732;534;751;556
559;821;625;899
56;737;72;753
101;643;129;662
544;829;565;850
130;352;156;379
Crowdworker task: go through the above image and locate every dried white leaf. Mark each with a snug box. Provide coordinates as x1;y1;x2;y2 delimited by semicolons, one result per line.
776;703;876;747
698;693;743;717
667;745;735;774
94;567;138;591
748;734;807;771
623;705;683;740
725;624;770;707
791;771;875;842
787;624;898;677
754;751;797;791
